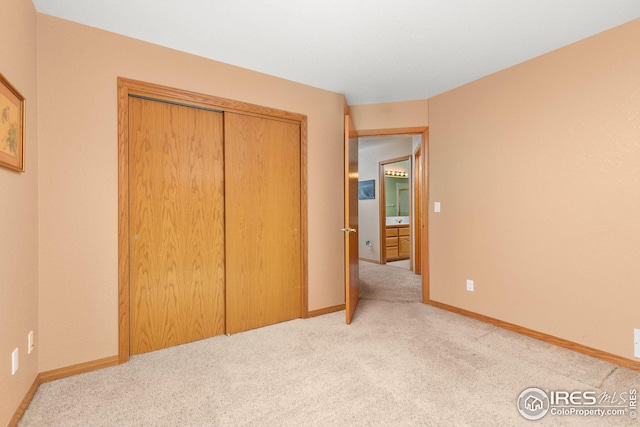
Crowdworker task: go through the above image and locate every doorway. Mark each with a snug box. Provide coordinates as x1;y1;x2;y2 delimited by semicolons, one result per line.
379;156;412;269
352;127;429;303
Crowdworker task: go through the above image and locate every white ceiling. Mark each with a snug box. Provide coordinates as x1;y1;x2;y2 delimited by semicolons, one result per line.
32;1;640;105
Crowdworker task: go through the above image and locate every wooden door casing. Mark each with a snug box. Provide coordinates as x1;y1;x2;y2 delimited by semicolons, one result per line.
128;96;226;355
413;145;422;274
379;155;412;264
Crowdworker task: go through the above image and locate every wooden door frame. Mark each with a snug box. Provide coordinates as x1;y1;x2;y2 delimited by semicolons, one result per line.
379;155;412;265
117;77;309;363
414;145;422;275
356;127;429;303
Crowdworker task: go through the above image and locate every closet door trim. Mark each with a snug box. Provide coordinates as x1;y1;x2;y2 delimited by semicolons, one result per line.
117;77;308;363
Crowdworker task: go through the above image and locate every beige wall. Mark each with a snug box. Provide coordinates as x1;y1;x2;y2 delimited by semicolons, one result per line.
37;14;345;371
429;18;640;360
0;0;39;425
350;100;428;131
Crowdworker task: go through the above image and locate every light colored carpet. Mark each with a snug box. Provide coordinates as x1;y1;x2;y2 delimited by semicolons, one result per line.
385;259;411;270
19;262;640;426
359;261;421;303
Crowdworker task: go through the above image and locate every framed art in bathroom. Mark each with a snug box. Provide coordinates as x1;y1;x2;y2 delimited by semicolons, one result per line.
358;179;375;200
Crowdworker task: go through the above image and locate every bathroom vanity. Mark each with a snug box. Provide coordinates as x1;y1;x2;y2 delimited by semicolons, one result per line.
385;224;410;261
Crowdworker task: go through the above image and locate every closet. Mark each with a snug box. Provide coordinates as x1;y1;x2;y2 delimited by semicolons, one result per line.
119;79;306;358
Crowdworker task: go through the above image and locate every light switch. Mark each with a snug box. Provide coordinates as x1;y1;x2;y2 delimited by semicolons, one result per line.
466;280;474;292
434;202;441;213
12;348;18;375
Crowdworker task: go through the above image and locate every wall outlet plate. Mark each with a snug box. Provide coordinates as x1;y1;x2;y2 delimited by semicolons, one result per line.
466;279;474;292
635;329;640;359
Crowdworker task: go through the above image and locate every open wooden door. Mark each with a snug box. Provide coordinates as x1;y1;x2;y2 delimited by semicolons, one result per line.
344;115;359;324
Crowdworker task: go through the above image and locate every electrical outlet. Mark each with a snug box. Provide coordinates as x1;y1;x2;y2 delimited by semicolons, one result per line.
466;279;474;292
28;331;34;354
11;348;19;375
434;202;441;213
635;329;640;359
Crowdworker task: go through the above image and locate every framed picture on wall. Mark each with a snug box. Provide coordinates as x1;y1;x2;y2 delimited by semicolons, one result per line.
0;73;25;172
358;179;375;200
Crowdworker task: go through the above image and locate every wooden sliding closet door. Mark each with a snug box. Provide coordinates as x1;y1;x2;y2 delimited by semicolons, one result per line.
129;97;225;355
224;112;302;334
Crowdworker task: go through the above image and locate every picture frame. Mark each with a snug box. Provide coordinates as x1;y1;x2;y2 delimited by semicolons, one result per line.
358;179;375;200
0;73;25;172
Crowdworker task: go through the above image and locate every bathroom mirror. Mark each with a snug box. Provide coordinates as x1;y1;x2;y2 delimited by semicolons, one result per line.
384;160;410;220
